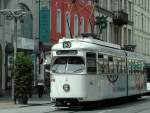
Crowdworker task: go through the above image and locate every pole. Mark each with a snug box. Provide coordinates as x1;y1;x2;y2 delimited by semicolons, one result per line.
12;17;17;101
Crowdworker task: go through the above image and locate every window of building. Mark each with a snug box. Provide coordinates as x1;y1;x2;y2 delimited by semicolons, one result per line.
109;23;113;43
56;9;61;33
124;0;127;12
0;1;2;26
80;17;84;34
124;27;127;45
103;0;107;9
119;0;123;10
65;13;70;37
19;4;33;39
74;15;78;37
128;1;132;21
109;0;113;11
102;28;107;41
88;22;91;33
128;29;132;44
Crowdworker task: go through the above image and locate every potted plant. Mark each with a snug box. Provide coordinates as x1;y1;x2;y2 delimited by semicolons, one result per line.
13;52;33;104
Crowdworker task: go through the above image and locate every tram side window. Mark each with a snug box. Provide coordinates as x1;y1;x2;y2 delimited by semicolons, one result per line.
114;57;118;73
103;55;108;73
117;58;122;73
86;52;97;74
108;56;114;73
140;61;144;74
98;54;104;73
122;58;126;73
130;60;134;74
128;60;131;74
134;61;138;74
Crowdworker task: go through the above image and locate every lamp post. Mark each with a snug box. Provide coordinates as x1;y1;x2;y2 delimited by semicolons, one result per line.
0;9;31;100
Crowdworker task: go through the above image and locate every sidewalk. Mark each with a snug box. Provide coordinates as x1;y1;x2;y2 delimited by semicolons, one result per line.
0;94;51;109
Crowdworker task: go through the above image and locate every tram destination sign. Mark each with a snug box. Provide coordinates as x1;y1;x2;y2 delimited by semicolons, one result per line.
63;41;71;48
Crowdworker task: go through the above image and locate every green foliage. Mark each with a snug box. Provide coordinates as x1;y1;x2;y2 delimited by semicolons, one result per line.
13;52;33;98
95;15;108;33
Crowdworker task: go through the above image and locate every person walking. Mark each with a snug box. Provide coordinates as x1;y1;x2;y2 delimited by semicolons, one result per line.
37;81;44;98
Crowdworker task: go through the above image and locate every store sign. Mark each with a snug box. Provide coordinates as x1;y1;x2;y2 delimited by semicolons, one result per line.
39;0;50;42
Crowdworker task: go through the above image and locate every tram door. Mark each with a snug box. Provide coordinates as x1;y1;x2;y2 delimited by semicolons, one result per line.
144;64;150;91
86;52;98;99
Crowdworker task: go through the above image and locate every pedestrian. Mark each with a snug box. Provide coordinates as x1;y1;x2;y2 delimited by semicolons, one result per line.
37;80;44;98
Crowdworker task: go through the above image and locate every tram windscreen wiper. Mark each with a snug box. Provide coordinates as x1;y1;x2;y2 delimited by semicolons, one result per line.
72;68;85;73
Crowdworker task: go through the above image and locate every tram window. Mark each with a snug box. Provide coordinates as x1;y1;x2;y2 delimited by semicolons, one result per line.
131;60;134;74
119;60;122;73
108;56;114;73
128;60;132;74
114;57;118;73
67;57;85;73
120;58;124;73
86;52;97;74
98;54;104;58
98;54;104;73
103;55;108;73
132;60;135;74
135;61;138;74
130;60;133;74
51;57;85;74
52;57;67;73
139;61;143;74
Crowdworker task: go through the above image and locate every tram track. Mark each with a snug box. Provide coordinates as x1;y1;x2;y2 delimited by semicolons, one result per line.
47;97;150;113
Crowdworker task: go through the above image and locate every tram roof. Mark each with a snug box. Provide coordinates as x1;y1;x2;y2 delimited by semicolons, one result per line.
51;37;145;60
52;37;121;50
126;51;144;60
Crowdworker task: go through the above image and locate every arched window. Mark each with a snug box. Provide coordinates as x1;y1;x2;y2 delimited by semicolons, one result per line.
18;4;33;39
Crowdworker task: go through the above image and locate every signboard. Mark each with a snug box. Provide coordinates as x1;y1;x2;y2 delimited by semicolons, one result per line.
17;37;34;50
39;0;50;43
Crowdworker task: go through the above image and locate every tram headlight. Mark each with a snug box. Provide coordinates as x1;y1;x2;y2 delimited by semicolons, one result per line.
63;84;70;92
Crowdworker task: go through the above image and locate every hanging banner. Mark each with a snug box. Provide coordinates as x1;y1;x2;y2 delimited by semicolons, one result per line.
39;0;50;43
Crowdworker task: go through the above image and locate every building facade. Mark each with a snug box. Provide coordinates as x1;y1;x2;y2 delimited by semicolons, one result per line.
51;0;94;43
0;0;39;95
94;0;134;48
133;0;150;57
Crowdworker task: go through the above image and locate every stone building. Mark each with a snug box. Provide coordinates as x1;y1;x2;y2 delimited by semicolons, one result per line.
0;0;39;95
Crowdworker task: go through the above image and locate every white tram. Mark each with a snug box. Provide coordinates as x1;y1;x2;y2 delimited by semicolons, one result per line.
50;36;147;107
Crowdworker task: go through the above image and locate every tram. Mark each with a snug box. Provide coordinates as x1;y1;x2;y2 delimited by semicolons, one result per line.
49;35;147;107
143;57;150;94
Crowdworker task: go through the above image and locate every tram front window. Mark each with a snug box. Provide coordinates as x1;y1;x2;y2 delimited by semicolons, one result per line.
51;57;85;74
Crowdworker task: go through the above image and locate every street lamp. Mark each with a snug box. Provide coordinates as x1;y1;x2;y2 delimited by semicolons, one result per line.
0;9;31;100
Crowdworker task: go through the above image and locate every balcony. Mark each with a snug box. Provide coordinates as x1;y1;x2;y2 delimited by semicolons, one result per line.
113;11;128;26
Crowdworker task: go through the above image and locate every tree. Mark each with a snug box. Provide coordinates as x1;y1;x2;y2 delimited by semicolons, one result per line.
95;15;108;34
13;52;33;104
